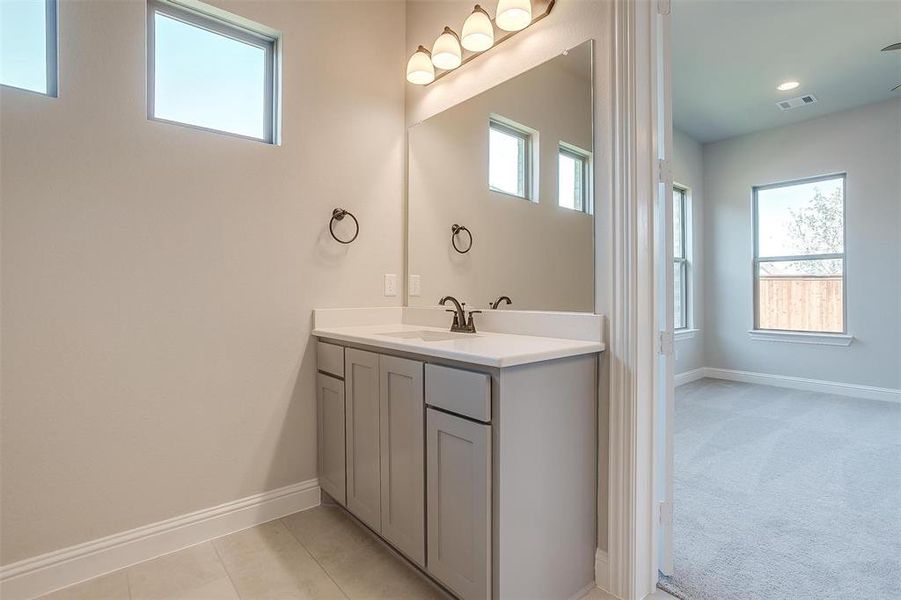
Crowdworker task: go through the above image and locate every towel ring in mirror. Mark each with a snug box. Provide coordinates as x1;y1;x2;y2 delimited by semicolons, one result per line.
451;224;473;254
330;208;359;244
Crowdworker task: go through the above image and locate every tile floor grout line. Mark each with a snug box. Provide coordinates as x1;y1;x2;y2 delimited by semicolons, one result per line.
209;538;246;600
279;514;352;600
125;567;135;600
125;567;133;600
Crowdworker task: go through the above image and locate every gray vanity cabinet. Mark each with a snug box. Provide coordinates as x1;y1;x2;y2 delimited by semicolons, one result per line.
344;348;382;532
316;373;346;505
379;355;426;566
426;407;491;600
317;336;598;600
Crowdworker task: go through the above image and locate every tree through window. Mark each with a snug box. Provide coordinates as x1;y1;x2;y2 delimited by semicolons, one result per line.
754;175;845;333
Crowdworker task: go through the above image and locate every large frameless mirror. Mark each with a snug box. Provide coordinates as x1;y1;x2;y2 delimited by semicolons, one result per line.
407;40;594;312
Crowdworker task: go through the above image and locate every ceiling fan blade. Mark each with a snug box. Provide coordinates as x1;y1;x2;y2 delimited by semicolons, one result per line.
882;42;901;51
893;83;901;92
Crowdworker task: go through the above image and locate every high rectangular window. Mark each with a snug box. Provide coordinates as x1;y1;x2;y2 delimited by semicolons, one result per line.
489;118;532;199
753;174;846;333
558;144;591;213
147;0;278;143
0;0;57;96
673;186;689;330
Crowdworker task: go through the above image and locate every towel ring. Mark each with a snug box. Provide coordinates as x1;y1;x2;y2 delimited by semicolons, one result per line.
451;224;473;254
330;208;359;244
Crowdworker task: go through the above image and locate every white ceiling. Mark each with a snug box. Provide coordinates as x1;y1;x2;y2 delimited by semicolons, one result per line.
672;0;901;143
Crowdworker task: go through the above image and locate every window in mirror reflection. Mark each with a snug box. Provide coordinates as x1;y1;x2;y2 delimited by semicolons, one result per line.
489;117;532;199
558;144;591;214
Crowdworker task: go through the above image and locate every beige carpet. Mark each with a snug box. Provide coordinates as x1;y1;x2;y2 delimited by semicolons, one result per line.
658;378;901;600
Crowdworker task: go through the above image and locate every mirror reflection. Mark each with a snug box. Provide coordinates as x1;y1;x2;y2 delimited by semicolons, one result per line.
407;40;594;312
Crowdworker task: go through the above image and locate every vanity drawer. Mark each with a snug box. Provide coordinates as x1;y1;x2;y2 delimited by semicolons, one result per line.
425;364;490;422
317;341;345;378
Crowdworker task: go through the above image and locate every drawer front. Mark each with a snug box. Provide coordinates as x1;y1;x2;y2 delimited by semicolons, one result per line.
317;341;344;378
425;364;490;422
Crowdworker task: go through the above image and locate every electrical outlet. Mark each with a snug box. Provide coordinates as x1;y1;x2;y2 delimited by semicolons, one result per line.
409;274;421;297
384;274;397;297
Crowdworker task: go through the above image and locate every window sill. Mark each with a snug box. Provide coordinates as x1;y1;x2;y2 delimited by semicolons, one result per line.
747;330;854;346
675;328;699;341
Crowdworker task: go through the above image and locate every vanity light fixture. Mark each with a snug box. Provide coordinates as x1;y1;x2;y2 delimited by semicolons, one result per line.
461;5;494;52
431;27;463;70
496;0;532;31
406;45;436;84
406;0;555;86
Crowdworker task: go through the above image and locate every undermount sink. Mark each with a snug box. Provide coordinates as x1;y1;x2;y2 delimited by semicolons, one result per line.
378;330;480;342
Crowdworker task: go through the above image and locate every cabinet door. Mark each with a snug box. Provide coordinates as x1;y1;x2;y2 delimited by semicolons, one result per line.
426;408;491;600
379;355;425;566
317;373;346;505
345;348;382;531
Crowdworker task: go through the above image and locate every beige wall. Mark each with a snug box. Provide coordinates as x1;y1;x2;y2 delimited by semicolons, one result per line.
408;46;593;311
0;0;405;564
406;0;613;551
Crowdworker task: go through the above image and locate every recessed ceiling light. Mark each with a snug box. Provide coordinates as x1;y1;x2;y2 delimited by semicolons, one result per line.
777;81;800;92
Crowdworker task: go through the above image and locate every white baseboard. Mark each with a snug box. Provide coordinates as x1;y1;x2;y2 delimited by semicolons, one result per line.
680;367;901;403
673;368;706;386
569;581;600;600
594;548;610;593
0;479;320;600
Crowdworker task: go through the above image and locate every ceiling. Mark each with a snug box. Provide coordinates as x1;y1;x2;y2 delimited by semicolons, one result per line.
672;0;901;143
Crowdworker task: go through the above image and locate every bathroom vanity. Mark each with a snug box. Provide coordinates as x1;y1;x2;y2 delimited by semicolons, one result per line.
313;37;602;600
313;308;603;600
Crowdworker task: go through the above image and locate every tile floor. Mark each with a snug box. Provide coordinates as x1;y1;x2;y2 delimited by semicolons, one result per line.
37;503;613;600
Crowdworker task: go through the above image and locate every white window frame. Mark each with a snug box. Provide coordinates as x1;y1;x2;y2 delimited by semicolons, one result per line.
488;116;535;201
673;184;689;331
752;172;848;335
146;0;279;144
558;142;593;214
1;0;58;97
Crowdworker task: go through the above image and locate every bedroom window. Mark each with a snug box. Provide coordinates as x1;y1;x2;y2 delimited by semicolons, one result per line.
753;174;846;333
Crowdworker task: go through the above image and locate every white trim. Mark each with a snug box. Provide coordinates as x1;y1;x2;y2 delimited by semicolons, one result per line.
594;549;610;592
605;0;661;598
702;367;900;403
0;479;320;600
673;328;697;341
569;581;601;600
673;367;705;386
676;367;900;403
747;329;853;346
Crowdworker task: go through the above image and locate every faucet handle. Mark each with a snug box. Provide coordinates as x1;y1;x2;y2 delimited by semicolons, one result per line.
445;309;460;326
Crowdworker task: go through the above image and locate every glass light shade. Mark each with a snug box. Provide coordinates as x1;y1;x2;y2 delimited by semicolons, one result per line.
431;27;462;70
406;46;435;85
495;0;532;31
461;6;494;52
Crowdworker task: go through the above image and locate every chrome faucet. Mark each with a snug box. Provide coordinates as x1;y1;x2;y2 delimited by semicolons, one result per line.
439;296;481;333
490;295;512;310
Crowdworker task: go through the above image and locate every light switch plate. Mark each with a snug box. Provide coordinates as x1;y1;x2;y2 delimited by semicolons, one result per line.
409;274;421;297
384;274;398;297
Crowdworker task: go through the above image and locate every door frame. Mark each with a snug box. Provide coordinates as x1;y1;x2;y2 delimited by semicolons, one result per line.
600;0;672;598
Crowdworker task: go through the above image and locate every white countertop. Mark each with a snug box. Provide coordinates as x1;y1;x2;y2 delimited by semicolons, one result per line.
312;323;605;368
